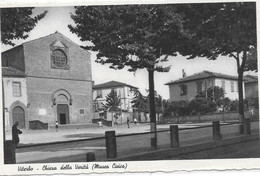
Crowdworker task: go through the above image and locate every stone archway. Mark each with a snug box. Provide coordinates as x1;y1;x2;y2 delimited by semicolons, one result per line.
9;101;27;129
52;89;72;124
12;107;25;128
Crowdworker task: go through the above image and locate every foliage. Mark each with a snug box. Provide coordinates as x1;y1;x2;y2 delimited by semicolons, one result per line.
188;98;211;115
69;5;192;131
69;5;189;72
245;47;257;72
164;87;232;117
155;95;163;113
230;100;239;111
145;90;164;113
196;86;224;101
244;97;259;110
102;89;121;112
196;86;226;106
163;100;189;117
131;88;148;112
179;2;256;60
1;7;48;46
178;2;257;120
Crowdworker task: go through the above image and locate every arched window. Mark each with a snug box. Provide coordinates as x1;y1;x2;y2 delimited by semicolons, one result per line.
51;49;67;68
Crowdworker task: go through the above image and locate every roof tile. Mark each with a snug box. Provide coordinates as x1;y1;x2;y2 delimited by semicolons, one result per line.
93;81;137;90
165;70;238;85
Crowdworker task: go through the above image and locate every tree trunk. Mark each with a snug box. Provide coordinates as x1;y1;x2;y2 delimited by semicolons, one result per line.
148;69;157;149
3;79;6;141
138;109;141;122
238;69;245;122
236;51;247;123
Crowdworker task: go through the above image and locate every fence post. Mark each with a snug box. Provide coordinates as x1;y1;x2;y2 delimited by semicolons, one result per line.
244;119;251;135
170;125;179;148
105;131;117;159
86;152;96;162
4;140;16;164
212;121;222;140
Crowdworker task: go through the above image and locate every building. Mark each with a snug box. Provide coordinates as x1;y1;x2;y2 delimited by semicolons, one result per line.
2;67;27;129
165;70;244;102
93;81;137;112
244;75;258;99
2;32;93;129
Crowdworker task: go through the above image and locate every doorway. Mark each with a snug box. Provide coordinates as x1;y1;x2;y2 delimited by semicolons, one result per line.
57;104;69;124
12;106;25;128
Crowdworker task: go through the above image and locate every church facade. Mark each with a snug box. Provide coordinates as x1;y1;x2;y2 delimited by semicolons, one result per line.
2;32;93;129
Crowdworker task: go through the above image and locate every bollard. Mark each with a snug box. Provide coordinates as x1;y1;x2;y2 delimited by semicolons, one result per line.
105;131;117;159
4;140;16;164
239;124;244;134
244;119;251;135
212;121;222;140
170;125;179;148
86;152;96;162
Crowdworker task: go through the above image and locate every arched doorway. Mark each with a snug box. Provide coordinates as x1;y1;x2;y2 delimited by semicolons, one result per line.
54;92;71;125
57;104;69;124
12;106;25;129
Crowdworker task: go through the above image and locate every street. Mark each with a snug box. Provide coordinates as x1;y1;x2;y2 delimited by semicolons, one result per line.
13;121;259;163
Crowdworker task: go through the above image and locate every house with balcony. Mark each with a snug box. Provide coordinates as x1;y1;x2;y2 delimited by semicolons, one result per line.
165;70;245;102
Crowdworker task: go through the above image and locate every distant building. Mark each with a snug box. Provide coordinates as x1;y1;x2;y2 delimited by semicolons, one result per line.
2;32;93;129
93;81;137;112
165;70;245;102
2;67;28;129
244;75;258;98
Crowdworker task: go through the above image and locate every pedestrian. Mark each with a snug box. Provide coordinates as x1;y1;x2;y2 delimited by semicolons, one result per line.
134;118;137;125
127;117;130;128
55;121;59;132
98;120;103;128
12;121;22;147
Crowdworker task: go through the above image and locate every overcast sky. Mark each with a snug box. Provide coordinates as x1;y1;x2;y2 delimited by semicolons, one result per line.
1;6;257;99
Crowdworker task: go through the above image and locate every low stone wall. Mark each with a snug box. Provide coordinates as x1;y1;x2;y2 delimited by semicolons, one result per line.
29;120;48;130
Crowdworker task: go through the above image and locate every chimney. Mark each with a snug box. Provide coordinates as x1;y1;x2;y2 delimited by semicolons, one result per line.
182;69;187;78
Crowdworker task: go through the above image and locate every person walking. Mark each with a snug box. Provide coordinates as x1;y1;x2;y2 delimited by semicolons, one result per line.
12;121;22;147
55;121;59;132
134;118;137;125
127;117;130;128
98;120;103;128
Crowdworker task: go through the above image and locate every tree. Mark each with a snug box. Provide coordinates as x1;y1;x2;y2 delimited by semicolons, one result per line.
155;95;164;122
102;89;121;124
196;86;225;105
69;5;190;149
131;88;147;122
188;98;209;115
102;89;121;112
245;47;257;72
178;2;257;123
1;7;48;46
1;7;47;142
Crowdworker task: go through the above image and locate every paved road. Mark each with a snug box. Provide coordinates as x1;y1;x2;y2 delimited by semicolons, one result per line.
169;138;260;159
14;122;259;163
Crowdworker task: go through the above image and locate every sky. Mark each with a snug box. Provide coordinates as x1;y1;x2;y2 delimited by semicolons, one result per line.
1;6;257;99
